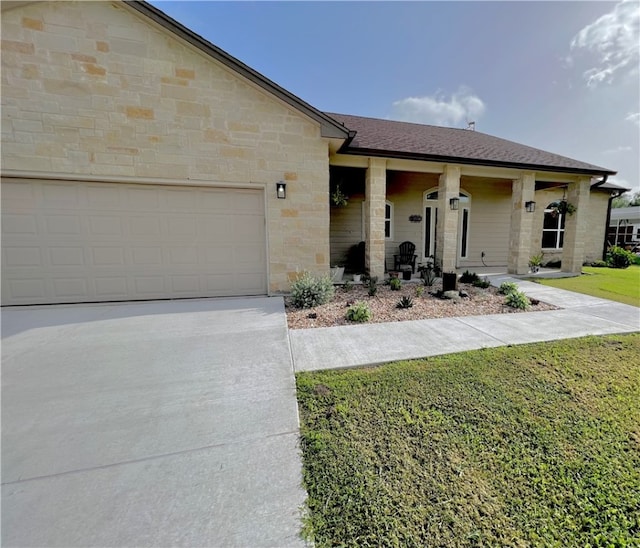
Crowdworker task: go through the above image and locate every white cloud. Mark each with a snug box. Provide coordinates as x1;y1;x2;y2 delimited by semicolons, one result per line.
570;0;640;87
603;145;633;154
625;112;640;126
390;87;486;127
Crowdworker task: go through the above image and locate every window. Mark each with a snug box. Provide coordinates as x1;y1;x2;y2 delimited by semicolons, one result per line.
542;202;566;249
385;201;393;239
360;200;393;239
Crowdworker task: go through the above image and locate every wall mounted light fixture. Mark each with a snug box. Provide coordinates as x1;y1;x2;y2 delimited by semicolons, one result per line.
449;197;459;210
525;201;536;213
276;182;286;199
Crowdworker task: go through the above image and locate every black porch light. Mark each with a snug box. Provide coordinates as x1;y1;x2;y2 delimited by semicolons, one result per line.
276;182;286;199
525;201;536;213
449;197;459;210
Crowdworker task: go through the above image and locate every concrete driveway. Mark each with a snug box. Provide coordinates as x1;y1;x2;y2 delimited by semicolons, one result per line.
2;297;305;547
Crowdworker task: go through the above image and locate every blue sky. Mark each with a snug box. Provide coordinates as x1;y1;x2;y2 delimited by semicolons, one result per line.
150;1;639;192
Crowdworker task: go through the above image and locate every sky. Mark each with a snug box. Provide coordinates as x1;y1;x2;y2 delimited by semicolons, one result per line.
150;0;640;193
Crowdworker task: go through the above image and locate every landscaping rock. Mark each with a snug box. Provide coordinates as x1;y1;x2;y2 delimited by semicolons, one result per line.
443;290;461;301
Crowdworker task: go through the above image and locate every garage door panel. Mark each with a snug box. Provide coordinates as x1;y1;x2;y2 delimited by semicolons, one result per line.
129;217;162;237
126;187;160;210
94;276;129;300
89;216;123;236
53;278;89;299
3;214;38;235
42;183;80;206
4;247;43;267
45;215;82;235
1;179;267;305
166;217;197;239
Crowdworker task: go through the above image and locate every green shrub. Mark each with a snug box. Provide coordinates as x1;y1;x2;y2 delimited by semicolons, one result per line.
415;285;424;298
396;296;414;309
607;246;635;269
590;260;608;268
472;277;491;289
389;277;402;291
345;301;372;323
290;272;335;309
459;270;480;284
342;280;353;292
505;290;531;310
498;281;519;295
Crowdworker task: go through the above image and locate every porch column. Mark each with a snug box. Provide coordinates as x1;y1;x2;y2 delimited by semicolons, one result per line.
508;171;536;275
561;177;591;273
364;158;387;280
436;165;460;272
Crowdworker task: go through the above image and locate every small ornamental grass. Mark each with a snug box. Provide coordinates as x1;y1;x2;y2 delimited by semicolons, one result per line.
345;301;372;323
290;272;335;309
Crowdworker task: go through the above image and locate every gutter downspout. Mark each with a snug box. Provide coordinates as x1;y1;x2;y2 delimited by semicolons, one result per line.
592;174;609;189
602;189;624;260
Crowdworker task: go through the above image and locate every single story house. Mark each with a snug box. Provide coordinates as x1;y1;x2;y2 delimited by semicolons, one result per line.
1;0;619;305
608;206;640;250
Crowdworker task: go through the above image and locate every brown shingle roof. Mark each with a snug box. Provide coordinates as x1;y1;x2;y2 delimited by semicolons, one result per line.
327;113;615;176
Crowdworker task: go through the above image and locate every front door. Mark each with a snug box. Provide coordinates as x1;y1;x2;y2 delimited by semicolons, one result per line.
422;190;471;265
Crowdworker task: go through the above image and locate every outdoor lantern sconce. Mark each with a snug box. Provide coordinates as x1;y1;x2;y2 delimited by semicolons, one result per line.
525;201;536;213
449;197;459;210
276;182;286;199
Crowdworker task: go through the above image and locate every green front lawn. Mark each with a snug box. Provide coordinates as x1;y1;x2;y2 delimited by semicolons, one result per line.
296;334;640;547
536;265;640;307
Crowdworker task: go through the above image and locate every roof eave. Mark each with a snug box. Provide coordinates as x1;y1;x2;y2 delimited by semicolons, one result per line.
339;147;617;177
124;1;350;140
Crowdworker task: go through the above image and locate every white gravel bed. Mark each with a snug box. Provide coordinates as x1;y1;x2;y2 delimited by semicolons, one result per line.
285;282;558;329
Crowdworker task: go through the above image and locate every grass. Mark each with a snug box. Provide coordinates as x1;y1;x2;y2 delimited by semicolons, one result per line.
296;334;640;547
536;265;640;307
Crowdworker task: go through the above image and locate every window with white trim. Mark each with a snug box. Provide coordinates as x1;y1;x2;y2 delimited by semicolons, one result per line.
360;200;394;240
385;201;393;239
542;202;565;249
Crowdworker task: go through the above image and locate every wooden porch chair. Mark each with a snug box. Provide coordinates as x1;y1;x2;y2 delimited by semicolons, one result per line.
394;241;417;273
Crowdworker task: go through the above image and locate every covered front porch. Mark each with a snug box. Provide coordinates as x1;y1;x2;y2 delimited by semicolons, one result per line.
329;159;593;279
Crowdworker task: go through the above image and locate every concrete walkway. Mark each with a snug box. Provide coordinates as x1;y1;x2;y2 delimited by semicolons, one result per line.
2;297;305;548
291;277;639;372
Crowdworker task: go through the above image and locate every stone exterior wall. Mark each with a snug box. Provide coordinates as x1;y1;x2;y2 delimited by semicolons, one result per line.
1;1;331;292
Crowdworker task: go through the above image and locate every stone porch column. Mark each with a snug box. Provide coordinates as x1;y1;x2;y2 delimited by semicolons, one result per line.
364;158;387;280
508;172;536;274
436;165;461;272
561;177;591;273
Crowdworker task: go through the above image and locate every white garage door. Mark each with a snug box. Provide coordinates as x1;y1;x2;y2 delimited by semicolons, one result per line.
1;179;267;305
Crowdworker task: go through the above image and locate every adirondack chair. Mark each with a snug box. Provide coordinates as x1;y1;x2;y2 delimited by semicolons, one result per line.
394;241;417;273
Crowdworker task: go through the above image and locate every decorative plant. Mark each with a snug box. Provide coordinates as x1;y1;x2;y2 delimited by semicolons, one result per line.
345;301;372;322
290;272;335;309
366;276;378;297
415;285;424;298
459;270;480;284
331;184;348;207
498;281;519;295
396;296;414;309
529;254;544;267
389;277;402;291
549;200;576;217
472;277;491;289
505;290;531;310
418;264;436;287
